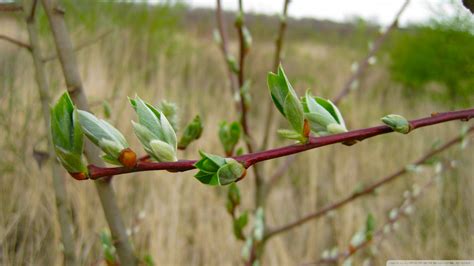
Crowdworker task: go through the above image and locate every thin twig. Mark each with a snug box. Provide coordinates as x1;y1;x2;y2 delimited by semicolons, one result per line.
306;178;435;265
263;125;473;240
0;34;32;51
261;0;291;150
86;108;474;179
215;0;238;95
43;29;113;62
40;0;137;264
333;0;411;104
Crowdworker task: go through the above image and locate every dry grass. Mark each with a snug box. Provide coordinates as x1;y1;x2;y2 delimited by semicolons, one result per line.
0;15;473;266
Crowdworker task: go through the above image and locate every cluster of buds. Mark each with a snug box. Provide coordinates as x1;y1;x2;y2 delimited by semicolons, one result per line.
130;96;178;162
268;65;348;141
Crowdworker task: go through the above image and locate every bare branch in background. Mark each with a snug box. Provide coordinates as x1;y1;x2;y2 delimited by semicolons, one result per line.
21;0;77;264
333;0;411;104
40;0;137;264
43;29;113;62
0;34;32;51
261;0;291;151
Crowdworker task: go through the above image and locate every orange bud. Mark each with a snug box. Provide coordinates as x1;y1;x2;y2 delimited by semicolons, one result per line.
348;244;357;255
69;172;88;180
303;119;311;137
119;148;137;168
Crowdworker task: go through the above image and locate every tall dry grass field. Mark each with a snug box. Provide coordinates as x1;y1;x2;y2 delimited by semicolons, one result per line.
0;6;473;265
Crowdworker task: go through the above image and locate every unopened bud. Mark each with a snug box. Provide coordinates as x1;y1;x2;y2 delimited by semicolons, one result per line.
381;114;411;134
119;148;137;168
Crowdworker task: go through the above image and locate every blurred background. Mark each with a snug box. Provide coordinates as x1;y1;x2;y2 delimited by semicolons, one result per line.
0;0;473;265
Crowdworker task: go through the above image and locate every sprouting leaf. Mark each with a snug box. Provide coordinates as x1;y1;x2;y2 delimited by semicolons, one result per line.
50;92;87;177
159;100;179;132
130;96;178;162
226;55;239;74
219;121;241;156
277;129;304;141
365;213;376;240
283;93;304;134
228;183;241;207
303;91;347;136
178;115;203;150
267;65;291;116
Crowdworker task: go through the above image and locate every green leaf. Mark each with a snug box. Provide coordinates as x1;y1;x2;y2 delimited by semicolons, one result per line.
315;97;341;124
283;93;304;134
133;96;163;139
159;100;179;131
50;92;87;175
219;121;241;155
267;72;287;116
365;213;376;240
277;129;304;141
178;115;203;149
77;110;128;150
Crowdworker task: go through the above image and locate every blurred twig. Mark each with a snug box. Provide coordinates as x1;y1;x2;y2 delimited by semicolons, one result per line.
261;0;291;151
43;29;113;62
40;0;137;264
0;34;32;51
21;0;77;264
264;125;473;240
333;0;411;104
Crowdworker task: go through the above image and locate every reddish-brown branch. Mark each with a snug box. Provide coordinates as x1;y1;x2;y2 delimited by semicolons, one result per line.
263;125;473;240
0;34;32;51
86;108;474;179
333;0;410;104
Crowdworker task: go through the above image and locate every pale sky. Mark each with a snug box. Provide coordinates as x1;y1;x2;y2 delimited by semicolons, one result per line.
183;0;465;26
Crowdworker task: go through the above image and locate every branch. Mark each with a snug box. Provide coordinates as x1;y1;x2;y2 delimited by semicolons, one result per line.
333;0;411;104
307;178;435;265
0;34;32;51
43;29;113;62
263;125;473;240
0;3;23;12
215;0;238;95
87;108;474;179
261;0;291;150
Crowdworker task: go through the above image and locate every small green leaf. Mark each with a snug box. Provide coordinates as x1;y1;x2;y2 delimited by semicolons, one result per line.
283;93;304;134
159;100;179;132
178;115;203;149
50;92;87;175
277;129;303;141
219;121;241;156
242;26;252;50
226;55;239;74
365;213;376;240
